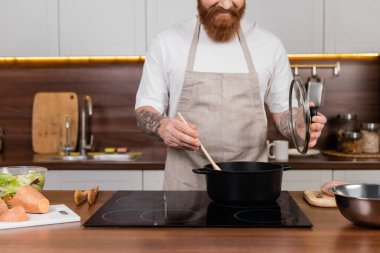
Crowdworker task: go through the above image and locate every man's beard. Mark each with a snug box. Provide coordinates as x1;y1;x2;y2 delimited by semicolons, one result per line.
197;0;246;42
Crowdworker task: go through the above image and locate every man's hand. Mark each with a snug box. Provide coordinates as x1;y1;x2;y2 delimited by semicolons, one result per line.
159;117;201;151
272;109;327;148
136;106;200;151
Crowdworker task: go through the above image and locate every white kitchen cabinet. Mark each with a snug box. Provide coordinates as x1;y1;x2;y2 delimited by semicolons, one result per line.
142;170;164;190
44;169;335;191
59;0;145;56
333;170;380;184
0;0;59;57
146;0;197;49
142;169;333;191
245;0;324;54
325;0;380;53
44;170;143;190
282;170;332;191
1;0;379;57
142;169;335;191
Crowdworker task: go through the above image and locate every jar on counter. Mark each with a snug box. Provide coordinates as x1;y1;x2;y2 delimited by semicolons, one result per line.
338;131;362;154
335;114;358;150
360;123;380;153
336;113;358;132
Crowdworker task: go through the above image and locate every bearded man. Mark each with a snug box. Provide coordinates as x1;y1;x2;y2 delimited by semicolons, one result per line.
135;0;327;190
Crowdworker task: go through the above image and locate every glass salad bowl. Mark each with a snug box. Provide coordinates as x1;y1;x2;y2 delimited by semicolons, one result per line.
0;166;47;203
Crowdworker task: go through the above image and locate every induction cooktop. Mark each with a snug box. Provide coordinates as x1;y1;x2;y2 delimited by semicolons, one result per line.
83;191;312;228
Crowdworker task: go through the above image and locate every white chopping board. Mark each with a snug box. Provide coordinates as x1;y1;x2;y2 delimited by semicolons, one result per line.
0;204;81;230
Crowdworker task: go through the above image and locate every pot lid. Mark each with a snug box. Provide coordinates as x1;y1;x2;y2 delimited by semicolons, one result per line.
289;76;310;154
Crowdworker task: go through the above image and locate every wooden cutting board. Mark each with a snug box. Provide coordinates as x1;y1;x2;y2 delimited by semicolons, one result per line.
32;92;79;154
323;150;380;158
303;190;337;207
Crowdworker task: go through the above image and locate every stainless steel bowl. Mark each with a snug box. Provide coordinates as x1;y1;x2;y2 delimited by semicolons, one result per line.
330;184;380;227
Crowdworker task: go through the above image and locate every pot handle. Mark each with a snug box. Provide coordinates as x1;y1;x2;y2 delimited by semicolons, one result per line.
283;165;292;171
192;168;213;174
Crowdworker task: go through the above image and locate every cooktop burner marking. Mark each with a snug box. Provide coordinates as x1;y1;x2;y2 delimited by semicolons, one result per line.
140;209;201;223
234;209;294;224
102;209;146;223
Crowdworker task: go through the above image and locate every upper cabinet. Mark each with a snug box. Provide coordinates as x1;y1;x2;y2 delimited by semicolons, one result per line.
324;0;380;53
59;0;145;56
0;0;59;57
0;0;379;56
146;0;197;50
245;0;324;54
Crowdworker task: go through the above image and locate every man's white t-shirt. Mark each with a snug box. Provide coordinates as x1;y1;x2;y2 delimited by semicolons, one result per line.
135;17;293;119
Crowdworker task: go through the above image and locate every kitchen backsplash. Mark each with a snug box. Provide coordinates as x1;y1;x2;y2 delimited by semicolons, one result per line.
0;56;378;153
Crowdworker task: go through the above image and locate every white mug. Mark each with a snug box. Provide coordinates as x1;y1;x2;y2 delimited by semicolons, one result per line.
268;140;289;161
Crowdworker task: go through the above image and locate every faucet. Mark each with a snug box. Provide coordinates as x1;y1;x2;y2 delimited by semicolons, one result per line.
80;95;93;156
61;114;73;156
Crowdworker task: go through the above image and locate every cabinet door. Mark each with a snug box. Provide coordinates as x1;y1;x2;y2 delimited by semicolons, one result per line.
59;0;145;56
0;0;59;57
44;170;143;190
282;170;332;191
325;0;380;53
245;0;324;54
146;0;197;49
333;170;380;184
143;170;164;190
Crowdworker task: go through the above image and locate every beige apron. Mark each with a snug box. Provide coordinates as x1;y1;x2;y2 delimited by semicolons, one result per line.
164;18;268;191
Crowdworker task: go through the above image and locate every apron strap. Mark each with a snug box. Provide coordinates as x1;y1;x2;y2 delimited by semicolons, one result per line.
186;18;201;72
186;17;256;74
238;25;256;74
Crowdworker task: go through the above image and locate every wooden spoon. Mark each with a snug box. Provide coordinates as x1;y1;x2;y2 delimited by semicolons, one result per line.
177;113;221;171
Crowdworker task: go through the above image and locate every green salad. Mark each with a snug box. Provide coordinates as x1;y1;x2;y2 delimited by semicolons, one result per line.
0;172;45;202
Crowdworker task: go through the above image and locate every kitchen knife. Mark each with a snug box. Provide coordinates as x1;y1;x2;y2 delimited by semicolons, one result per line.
306;76;325;116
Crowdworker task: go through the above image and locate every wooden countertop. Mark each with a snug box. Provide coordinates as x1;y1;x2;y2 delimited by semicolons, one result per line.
1;191;379;253
1;148;380;170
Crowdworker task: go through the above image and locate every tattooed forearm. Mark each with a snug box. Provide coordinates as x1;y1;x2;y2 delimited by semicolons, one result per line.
277;111;293;140
136;109;165;141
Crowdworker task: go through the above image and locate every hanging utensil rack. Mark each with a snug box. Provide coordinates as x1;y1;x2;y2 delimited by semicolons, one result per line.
291;62;340;76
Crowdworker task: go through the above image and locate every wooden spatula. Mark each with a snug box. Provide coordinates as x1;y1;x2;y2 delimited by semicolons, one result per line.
177;113;221;171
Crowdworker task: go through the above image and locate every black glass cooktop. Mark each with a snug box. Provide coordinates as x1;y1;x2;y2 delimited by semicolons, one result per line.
83;191;312;228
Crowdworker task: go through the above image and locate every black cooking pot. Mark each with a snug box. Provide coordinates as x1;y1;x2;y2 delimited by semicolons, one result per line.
193;161;291;205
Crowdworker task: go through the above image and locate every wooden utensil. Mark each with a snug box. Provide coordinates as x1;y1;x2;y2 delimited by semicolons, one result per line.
177;113;221;171
32;92;79;154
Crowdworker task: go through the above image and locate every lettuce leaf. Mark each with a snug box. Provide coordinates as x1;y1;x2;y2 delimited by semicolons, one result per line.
0;173;21;198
